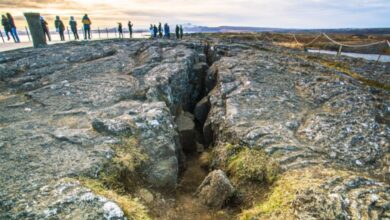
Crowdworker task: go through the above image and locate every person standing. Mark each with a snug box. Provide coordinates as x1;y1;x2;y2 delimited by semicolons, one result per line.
1;15;11;41
166;23;170;38
179;25;183;39
69;16;79;40
149;24;154;39
54;16;65;41
118;22;123;38
153;25;158;38
6;13;20;43
158;22;162;38
175;25;180;39
40;16;51;41
82;14;91;40
128;21;133;38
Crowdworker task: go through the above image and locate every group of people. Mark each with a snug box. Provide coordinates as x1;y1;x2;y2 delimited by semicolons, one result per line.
2;12;186;44
1;13;20;43
40;14;92;41
117;21;134;38
149;23;184;39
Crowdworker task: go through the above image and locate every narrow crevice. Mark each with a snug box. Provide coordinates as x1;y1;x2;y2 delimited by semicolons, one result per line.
147;43;223;219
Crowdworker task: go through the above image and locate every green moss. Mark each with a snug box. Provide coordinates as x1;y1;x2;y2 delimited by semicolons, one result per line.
239;167;351;220
79;178;151;220
227;147;280;184
77;136;151;219
113;137;148;173
321;60;390;91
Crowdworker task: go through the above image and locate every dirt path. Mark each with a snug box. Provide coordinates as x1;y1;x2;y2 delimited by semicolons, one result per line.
149;152;236;220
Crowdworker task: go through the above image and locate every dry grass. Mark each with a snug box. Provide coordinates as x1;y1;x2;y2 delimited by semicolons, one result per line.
239;167;350;220
50;116;91;129
76;136;150;219
320;60;390;91
79;177;151;220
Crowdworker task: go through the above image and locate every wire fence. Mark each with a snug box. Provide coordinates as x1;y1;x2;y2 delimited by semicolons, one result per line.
251;32;390;63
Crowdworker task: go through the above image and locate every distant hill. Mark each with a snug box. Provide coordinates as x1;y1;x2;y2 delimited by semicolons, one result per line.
182;24;390;35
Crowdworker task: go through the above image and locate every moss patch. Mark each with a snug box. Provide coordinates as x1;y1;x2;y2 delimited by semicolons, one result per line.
227;147;280;184
320;60;390;91
78;136;151;219
79;178;151;220
239;167;350;220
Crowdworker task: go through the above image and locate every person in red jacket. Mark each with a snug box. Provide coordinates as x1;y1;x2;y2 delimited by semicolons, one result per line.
6;13;20;43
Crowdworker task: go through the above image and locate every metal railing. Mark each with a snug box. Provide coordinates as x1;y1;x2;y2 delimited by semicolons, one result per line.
0;26;148;43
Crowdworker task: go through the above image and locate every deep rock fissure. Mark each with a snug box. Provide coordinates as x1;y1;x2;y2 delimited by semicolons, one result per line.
176;43;217;170
157;43;222;218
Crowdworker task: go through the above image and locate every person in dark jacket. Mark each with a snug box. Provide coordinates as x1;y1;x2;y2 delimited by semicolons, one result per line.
40;16;51;41
1;15;11;40
118;22;123;38
69;16;79;40
158;22;162;38
153;25;158;38
54;16;65;41
82;14;91;40
164;23;170;39
179;25;183;39
128;21;133;38
6;13;20;43
175;25;180;39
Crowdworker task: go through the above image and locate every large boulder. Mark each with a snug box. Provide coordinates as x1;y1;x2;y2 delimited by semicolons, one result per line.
195;170;235;209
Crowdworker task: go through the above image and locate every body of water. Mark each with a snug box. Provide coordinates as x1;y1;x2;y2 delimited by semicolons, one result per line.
308;49;390;63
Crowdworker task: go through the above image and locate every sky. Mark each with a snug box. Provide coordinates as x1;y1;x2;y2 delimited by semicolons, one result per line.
0;0;389;30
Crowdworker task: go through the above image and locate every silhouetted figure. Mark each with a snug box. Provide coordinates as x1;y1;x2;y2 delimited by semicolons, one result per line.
40;16;51;42
6;13;20;43
153;25;158;38
179;25;183;39
164;23;170;38
1;15;11;41
54;16;65;41
82;14;91;40
158;22;162;38
69;16;79;40
118;23;123;38
128;21;133;38
149;24;153;38
175;25;180;39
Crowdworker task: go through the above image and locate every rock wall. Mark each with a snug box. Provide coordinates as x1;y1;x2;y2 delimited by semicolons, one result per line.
0;39;209;218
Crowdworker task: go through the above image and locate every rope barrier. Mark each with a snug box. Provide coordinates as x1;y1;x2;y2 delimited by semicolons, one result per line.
291;33;322;47
321;33;387;48
252;32;389;55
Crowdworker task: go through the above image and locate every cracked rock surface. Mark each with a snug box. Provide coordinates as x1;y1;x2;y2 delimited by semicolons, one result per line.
0;36;389;219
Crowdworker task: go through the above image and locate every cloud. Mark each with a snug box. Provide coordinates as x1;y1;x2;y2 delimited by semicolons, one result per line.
0;0;389;29
0;0;74;9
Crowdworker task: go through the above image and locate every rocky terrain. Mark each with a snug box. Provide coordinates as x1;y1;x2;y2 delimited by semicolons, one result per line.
0;35;389;219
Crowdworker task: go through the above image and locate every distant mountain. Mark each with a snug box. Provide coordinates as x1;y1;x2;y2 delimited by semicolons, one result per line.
182;24;390;35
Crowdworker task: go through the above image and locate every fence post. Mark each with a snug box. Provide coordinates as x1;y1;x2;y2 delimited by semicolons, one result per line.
0;30;4;43
336;45;343;59
25;26;31;42
375;54;382;65
106;28;108;38
67;27;70;40
98;27;101;39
